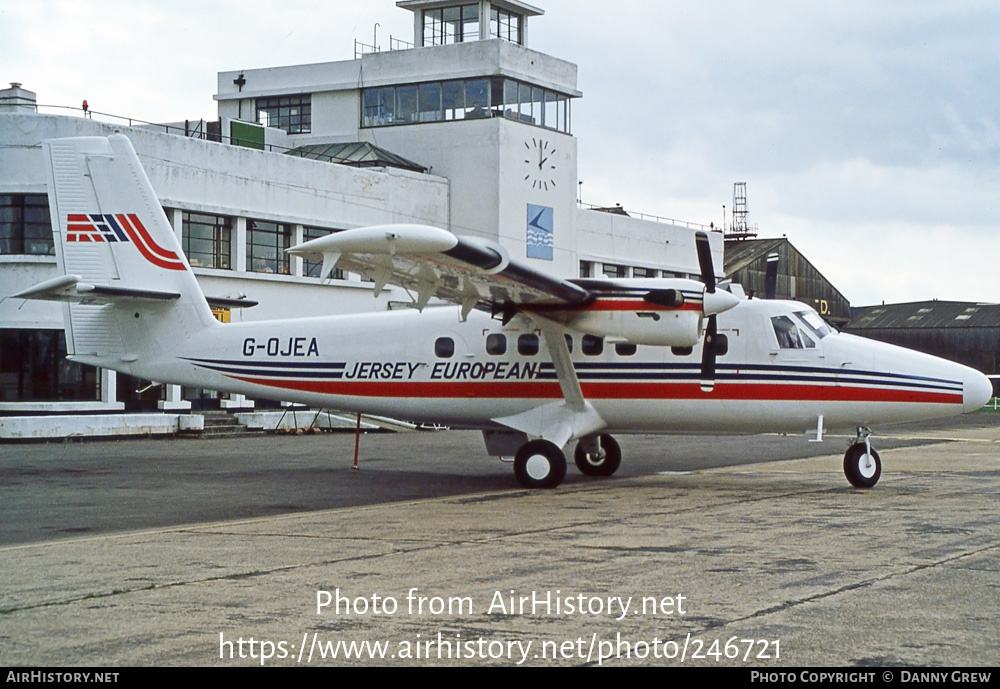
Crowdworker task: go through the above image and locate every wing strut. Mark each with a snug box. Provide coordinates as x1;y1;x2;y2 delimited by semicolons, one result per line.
491;316;605;448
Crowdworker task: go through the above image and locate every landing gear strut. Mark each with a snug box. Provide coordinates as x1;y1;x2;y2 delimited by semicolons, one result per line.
574;434;622;477
843;428;881;489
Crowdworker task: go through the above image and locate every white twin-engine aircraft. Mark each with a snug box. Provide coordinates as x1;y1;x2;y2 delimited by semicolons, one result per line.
18;134;993;489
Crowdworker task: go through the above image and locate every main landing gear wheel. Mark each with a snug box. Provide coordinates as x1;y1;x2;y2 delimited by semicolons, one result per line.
514;440;567;489
843;443;881;489
574;434;622;477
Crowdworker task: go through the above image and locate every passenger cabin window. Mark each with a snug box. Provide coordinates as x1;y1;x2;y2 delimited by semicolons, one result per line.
435;337;455;358
486;333;506;355
615;342;637;356
564;334;573;352
771;316;816;349
582;335;604;356
517;334;539;356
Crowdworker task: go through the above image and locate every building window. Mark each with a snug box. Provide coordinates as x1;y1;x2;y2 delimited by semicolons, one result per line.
490;6;522;44
248;219;291;274
182;211;231;269
424;4;479;45
302;226;343;279
361;77;570;133
633;267;657;278
256;94;311;134
602;263;628;279
0;194;53;256
0;329;97;401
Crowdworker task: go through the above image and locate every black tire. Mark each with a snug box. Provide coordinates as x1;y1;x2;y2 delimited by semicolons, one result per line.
844;443;881;489
574;434;622;477
514;440;567;489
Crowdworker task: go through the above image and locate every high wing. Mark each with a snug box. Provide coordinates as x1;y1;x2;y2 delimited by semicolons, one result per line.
289;223;739;453
288;224;591;320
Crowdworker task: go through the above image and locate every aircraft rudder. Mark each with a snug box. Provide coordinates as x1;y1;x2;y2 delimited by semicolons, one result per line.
43;133;216;322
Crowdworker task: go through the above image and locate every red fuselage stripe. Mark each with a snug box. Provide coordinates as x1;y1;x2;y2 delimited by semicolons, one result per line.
231;377;963;405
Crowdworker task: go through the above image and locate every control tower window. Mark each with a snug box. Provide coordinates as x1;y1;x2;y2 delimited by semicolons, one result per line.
256;95;311;134
363;78;570;133
491;7;522;44
424;4;479;45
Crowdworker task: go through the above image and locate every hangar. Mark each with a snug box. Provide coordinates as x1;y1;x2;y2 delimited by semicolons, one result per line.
1;1;727;438
723;237;852;328
846;301;1000;396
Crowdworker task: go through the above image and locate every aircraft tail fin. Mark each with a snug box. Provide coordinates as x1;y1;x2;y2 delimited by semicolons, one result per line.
23;134;217;369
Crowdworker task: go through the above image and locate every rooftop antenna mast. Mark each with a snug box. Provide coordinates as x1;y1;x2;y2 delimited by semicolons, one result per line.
725;182;758;241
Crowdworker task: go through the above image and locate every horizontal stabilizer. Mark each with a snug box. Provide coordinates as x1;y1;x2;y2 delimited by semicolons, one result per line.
15;275;180;304
205;296;259;309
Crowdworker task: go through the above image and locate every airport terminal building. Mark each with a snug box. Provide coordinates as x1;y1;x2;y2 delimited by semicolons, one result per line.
0;0;724;438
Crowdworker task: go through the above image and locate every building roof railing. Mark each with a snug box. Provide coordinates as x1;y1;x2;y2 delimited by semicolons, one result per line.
32;103;219;138
26;104;428;173
578;200;721;233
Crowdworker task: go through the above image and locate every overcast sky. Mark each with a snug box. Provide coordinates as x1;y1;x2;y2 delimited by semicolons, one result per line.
3;0;998;306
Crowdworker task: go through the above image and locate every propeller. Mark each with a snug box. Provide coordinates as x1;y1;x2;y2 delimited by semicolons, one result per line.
695;232;735;392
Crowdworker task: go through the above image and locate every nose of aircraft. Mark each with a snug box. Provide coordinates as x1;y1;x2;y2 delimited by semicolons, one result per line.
964;368;993;412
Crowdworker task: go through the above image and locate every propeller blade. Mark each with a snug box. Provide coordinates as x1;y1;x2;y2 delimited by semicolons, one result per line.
764;252;779;300
700;315;717;392
695;231;715;293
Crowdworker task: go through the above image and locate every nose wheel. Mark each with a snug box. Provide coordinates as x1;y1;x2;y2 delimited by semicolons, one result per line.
843;440;881;489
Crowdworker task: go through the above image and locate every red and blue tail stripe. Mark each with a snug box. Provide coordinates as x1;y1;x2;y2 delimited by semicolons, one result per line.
65;214;186;271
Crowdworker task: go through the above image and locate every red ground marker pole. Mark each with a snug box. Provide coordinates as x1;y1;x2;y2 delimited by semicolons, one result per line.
352;413;361;470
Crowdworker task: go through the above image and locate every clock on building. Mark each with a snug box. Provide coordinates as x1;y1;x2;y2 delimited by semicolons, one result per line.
523;138;557;190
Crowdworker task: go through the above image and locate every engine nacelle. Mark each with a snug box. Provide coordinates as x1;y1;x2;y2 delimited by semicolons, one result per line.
561;309;704;347
545;278;740;348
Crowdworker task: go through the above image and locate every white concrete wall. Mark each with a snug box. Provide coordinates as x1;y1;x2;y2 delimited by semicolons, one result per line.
0;113;450;326
574;209;723;279
215;40;579;113
0;414;183;439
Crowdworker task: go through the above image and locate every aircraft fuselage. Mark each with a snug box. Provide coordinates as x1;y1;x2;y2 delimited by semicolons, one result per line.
99;297;988;436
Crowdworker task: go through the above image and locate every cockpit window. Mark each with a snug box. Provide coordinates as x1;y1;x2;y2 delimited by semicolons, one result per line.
771;316;810;349
796;310;835;339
